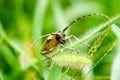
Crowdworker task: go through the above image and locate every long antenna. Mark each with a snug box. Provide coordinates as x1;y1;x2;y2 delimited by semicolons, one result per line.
63;13;110;32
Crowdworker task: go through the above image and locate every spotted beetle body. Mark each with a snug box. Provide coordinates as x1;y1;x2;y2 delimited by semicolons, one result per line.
41;31;66;54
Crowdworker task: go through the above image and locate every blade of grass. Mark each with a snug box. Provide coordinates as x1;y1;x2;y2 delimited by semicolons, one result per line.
48;64;62;80
111;24;120;80
14;0;24;19
0;71;4;80
82;41;116;79
51;0;68;31
0;23;26;56
1;44;19;68
33;0;49;39
59;67;70;80
71;14;120;48
111;24;120;39
0;44;28;80
32;0;49;79
81;26;116;79
0;23;42;79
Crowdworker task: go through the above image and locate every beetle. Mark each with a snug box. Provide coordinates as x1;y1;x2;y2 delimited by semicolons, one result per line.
27;13;110;56
24;13;110;80
40;13;110;55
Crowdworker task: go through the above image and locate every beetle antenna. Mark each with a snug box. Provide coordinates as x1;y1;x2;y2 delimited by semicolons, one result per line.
63;13;110;32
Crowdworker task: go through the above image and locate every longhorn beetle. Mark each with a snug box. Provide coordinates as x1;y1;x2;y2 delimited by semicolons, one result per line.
26;13;110;57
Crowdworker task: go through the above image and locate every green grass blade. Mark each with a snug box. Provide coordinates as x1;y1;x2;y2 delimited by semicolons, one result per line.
59;67;69;80
82;41;116;79
111;24;120;80
51;0;68;30
0;23;26;55
48;64;62;80
0;72;4;80
1;44;19;68
32;0;49;79
71;14;120;48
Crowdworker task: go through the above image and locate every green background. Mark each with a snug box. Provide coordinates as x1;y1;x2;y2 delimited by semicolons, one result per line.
0;0;120;80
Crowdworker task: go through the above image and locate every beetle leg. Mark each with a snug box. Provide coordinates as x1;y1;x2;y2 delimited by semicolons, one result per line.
68;38;72;46
59;44;80;53
44;54;53;63
65;35;78;46
66;35;79;41
66;35;90;47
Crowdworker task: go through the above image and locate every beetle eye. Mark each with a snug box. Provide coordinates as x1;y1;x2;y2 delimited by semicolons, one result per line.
47;39;52;43
56;34;60;40
63;34;65;37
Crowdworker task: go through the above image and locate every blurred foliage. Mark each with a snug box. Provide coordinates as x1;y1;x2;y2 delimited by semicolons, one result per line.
0;0;120;80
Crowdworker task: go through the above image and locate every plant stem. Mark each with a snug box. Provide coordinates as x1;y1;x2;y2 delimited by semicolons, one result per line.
71;14;120;48
59;67;70;80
